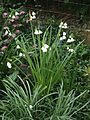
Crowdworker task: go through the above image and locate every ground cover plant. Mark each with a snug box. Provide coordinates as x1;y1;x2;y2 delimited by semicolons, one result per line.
0;5;90;120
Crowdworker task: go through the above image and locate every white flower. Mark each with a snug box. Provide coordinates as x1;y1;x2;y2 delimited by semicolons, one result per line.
59;22;63;28
8;32;12;36
12;15;15;19
59;22;68;29
29;11;36;20
10;19;14;22
64;23;67;26
63;23;68;29
23;54;25;57
60;22;63;25
43;44;49;49
60;35;66;41
62;35;66;40
19;53;23;57
29;105;33;109
71;37;75;42
34;29;43;35
32;11;36;16
69;35;72;38
60;37;63;41
15;12;19;16
29;16;32;21
5;30;8;35
9;14;11;17
63;32;66;36
24;104;33;109
68;49;74;52
41;47;47;52
41;44;49;53
59;25;62;28
67;39;71;43
67;47;74;52
31;15;36;19
67;47;69;50
49;47;51;51
30;15;36;21
7;62;12;68
16;45;20;49
67;37;75;43
25;104;27;107
4;26;9;30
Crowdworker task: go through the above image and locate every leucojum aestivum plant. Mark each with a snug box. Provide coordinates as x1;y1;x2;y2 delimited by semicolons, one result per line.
0;15;89;119
14;21;83;93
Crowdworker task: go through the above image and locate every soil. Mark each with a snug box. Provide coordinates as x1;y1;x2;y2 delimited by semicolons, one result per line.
1;1;90;44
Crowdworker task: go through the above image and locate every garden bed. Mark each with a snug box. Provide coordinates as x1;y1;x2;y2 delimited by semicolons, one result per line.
0;2;90;120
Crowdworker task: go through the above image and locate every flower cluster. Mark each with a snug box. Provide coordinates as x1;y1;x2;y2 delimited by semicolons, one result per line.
9;11;25;21
41;44;49;52
67;47;74;52
30;11;36;20
60;32;67;41
19;53;25;57
67;36;75;43
2;9;26;39
25;104;33;110
3;27;12;37
34;29;43;35
59;22;68;29
27;11;36;22
59;22;76;44
16;45;25;57
9;11;20;22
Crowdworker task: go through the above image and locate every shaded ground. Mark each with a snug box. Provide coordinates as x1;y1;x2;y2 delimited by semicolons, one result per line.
0;1;90;44
30;5;90;45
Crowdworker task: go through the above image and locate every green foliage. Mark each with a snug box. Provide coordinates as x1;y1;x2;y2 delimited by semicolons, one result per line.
13;24;82;94
0;6;90;119
0;73;89;120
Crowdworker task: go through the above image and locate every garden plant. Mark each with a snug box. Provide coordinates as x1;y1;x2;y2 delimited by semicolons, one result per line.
0;2;90;120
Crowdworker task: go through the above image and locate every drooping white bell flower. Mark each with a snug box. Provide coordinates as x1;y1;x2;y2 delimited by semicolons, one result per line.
68;48;74;52
12;15;15;19
34;29;43;35
4;30;8;35
41;47;47;52
41;44;49;53
60;35;66;41
29;11;36;20
59;22;68;29
32;11;36;16
8;32;12;36
44;44;49;49
63;23;68;29
31;15;36;19
16;45;20;49
63;32;66;36
67;37;75;43
29;105;33;109
15;12;19;16
60;37;63;41
67;47;74;52
19;53;23;57
7;62;12;68
59;22;63;28
62;35;66;40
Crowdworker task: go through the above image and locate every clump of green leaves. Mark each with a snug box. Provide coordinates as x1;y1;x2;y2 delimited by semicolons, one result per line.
0;72;89;120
